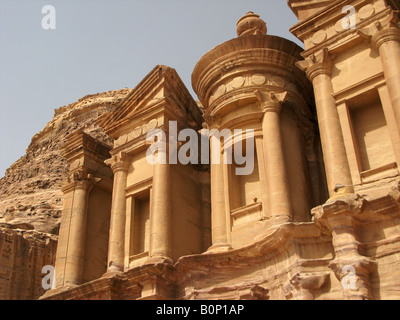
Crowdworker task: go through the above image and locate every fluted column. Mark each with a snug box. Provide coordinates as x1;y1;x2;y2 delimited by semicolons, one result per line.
57;170;96;286
106;152;130;273
371;24;400;135
148;144;172;261
255;90;292;223
297;49;353;198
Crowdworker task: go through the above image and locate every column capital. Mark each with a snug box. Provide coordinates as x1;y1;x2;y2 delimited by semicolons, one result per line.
61;168;100;193
296;48;334;81
284;272;330;300
372;27;400;48
255;90;288;113
358;11;400;48
105;152;130;173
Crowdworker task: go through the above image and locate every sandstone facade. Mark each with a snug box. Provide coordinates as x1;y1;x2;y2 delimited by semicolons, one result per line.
2;0;400;300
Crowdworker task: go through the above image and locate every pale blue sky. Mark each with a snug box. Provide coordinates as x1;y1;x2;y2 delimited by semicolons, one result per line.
0;0;302;176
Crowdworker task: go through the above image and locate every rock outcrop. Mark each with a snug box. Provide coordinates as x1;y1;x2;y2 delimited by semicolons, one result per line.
0;88;131;299
0;88;130;233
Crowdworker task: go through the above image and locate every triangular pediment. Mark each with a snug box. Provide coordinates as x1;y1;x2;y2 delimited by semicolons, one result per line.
98;65;203;138
288;0;334;21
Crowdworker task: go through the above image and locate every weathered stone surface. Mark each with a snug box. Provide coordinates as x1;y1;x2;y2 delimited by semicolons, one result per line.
0;89;130;299
0;89;130;233
0;225;57;300
3;1;400;300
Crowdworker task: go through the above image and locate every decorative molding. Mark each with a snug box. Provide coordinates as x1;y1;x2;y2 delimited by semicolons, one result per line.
125;177;153;197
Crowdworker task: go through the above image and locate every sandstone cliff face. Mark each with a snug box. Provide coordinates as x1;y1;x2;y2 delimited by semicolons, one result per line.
0;88;130;233
0;88;130;299
0;227;58;300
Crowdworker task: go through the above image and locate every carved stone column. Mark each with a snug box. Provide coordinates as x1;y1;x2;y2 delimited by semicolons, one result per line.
105;152;130;273
57;170;96;286
148;144;172;262
297;49;353;198
255;90;292;223
313;196;376;300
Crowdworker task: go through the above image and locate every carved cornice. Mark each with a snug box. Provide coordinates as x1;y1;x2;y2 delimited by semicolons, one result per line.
291;3;398;53
98;65;203;139
61;130;112;164
288;0;333;21
175;222;330;272
192;35;306;111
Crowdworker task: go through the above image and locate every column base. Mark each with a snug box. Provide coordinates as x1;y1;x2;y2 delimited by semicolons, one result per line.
206;243;232;253
101;270;123;279
145;255;173;265
327;192;355;202
268;214;292;225
102;261;124;278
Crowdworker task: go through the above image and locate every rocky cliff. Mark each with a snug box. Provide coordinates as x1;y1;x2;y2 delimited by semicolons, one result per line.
0;88;130;299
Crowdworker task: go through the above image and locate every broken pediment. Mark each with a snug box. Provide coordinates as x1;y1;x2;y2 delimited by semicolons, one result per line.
98;65;203;140
287;0;334;22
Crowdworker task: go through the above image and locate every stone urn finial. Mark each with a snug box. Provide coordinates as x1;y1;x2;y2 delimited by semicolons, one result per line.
236;11;267;36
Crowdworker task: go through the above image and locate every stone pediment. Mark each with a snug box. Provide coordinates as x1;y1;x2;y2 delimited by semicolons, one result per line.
98;65;203;139
287;0;334;21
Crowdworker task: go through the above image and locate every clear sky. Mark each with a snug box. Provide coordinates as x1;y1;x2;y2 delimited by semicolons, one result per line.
0;0;302;177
